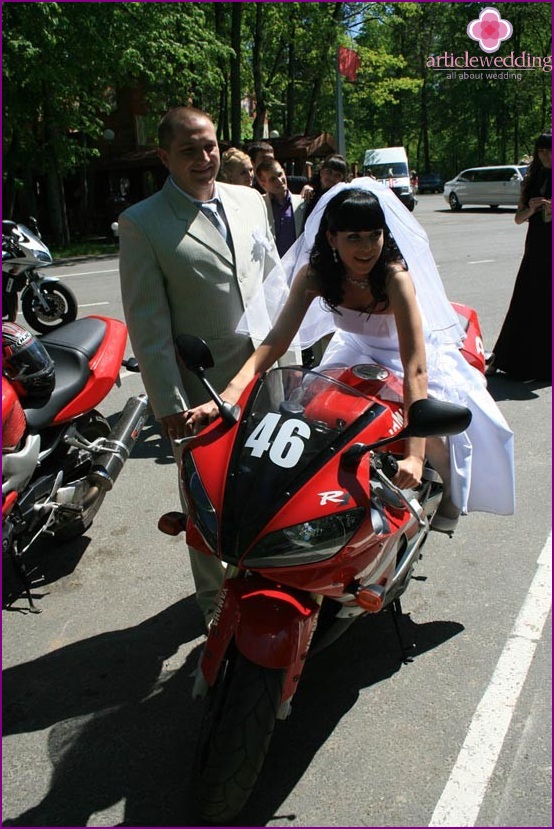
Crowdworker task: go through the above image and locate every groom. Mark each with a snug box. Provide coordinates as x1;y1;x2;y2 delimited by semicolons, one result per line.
119;106;294;627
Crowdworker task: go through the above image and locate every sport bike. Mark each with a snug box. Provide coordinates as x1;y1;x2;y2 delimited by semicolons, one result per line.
2;219;78;333
159;305;479;823
2;316;149;609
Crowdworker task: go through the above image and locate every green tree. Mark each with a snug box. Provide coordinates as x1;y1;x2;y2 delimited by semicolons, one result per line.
2;2;226;242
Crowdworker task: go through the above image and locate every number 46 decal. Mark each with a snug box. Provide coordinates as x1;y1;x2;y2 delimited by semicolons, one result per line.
245;413;311;469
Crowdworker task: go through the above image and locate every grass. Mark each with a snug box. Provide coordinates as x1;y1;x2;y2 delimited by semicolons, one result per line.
50;239;120;260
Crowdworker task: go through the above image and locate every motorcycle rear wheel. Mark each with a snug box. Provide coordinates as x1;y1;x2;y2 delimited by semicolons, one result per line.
21;282;78;333
192;650;284;824
53;412;110;542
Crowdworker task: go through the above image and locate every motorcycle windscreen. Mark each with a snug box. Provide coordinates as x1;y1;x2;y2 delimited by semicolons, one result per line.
220;367;385;561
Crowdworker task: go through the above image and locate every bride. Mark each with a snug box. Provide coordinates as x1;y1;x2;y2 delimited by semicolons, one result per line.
185;178;515;533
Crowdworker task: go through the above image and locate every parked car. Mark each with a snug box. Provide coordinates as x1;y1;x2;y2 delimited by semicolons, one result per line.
443;165;528;211
417;172;444;194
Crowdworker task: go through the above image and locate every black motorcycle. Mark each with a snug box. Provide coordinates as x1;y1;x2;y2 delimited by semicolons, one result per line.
2;220;78;334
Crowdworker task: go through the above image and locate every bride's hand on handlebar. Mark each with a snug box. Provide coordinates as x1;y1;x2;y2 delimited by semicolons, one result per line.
393;456;423;489
184;401;220;435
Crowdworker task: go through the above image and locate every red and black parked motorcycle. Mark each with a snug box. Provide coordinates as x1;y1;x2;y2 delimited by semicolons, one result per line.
2;315;149;609
159;304;480;824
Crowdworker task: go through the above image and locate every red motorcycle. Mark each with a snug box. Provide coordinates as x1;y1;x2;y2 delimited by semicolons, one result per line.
159;304;480;824
2;315;149;609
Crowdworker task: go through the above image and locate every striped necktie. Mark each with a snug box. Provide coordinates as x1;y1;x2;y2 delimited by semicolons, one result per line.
201;201;228;243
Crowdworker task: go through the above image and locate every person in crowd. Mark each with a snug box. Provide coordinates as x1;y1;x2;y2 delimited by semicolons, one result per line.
486;133;552;382
247;141;275;192
219;147;254;186
257;156;327;367
301;154;349;227
256;157;306;257
185;178;516;534
118;106;296;628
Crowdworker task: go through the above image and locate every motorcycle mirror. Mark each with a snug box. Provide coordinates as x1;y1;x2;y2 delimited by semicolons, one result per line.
27;217;41;238
175;334;240;427
175;334;214;375
2;220;18;236
403;399;472;437
341;399;472;468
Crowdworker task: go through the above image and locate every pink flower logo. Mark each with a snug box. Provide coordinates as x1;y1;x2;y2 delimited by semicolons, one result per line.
467;7;513;54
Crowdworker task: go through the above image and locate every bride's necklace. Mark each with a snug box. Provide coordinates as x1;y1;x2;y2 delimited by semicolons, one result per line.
345;273;371;289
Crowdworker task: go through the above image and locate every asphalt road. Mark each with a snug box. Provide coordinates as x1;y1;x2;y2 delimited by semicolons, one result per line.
2;194;551;827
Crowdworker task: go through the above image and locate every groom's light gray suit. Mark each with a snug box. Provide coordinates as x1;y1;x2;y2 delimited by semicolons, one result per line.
119;178;291;622
119;178;280;418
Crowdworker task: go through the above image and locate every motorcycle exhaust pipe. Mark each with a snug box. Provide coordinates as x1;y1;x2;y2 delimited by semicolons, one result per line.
89;394;150;491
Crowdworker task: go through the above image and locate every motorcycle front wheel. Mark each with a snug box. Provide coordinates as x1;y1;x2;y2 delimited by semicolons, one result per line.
21;281;78;333
192;650;284;824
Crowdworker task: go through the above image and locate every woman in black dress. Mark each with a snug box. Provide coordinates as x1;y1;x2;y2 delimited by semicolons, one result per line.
488;133;552;381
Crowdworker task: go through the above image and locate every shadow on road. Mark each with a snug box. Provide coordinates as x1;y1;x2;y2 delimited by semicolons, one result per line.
434;206;517;214
486;374;551;402
2;602;463;827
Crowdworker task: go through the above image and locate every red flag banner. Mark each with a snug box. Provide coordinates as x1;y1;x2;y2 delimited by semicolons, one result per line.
338;46;360;82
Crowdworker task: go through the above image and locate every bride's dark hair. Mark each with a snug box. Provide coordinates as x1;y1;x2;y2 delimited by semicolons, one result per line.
309;189;406;313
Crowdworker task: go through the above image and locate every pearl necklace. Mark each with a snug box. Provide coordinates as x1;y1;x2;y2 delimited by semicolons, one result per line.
345;273;371;289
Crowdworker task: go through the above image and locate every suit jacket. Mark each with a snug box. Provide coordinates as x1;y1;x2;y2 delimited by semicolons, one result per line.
119;179;292;417
263;192;306;243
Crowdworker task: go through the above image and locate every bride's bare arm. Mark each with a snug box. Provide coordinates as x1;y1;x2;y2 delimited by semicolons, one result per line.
388;268;428;487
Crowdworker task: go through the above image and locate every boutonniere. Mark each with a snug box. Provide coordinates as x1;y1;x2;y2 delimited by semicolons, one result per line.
251;227;272;261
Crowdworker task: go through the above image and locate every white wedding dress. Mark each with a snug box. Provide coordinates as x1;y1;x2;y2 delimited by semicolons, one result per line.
318;307;515;516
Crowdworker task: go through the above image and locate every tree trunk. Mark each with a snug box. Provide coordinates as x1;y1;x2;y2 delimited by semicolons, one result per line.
252;3;267;139
230;3;242;145
285;35;296;136
214;3;229;140
46;168;70;246
304;3;343;136
42;82;70;245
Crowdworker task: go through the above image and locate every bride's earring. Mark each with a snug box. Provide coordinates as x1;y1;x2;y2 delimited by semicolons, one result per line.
332;248;339;263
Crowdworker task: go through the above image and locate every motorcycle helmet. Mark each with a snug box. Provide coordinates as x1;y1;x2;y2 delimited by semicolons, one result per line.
2;322;55;406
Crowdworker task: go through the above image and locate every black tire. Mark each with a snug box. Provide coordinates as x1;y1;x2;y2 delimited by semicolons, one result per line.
193;651;284;824
449;192;462;211
21;281;78;334
53;412;111;542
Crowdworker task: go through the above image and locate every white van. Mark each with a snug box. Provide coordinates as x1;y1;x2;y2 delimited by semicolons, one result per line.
443;165;528;210
363;146;415;211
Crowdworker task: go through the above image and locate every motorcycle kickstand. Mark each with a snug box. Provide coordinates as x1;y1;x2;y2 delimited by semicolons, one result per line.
391;598;414;664
8;553;41;613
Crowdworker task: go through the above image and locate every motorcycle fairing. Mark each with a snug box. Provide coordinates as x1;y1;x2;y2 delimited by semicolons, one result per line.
201;573;320;702
2;376;26;450
452;301;486;374
216;367;389;564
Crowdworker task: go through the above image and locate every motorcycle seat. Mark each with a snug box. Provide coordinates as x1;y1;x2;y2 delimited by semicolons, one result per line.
24;318;107;431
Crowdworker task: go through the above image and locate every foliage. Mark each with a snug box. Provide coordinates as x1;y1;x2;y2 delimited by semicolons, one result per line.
2;1;551;240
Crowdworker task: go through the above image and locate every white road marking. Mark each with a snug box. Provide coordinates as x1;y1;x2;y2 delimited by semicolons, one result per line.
468;259;495;264
54;268;119;278
78;301;110;308
429;532;552;826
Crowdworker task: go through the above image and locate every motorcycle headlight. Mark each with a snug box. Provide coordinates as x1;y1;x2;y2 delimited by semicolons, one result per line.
243;507;365;568
182;452;218;550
